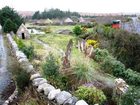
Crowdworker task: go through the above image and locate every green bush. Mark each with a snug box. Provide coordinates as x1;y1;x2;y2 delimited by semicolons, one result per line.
95;48;140;86
73;25;83;36
42;53;59;77
124;69;140;86
14;36;35;60
75;86;106;105
21;44;35;61
121;87;140;105
94;48;109;62
43;27;52;33
16;70;30;91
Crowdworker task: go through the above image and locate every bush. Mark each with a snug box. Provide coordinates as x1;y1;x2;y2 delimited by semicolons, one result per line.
42;53;59;77
21;44;35;61
16;70;30;91
14;36;35;60
121;87;140;105
124;69;140;86
94;48;109;62
73;25;83;36
43;27;52;33
86;39;99;48
75;86;106;105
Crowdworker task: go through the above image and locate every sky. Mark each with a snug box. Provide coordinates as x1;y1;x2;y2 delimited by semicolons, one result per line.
0;0;140;13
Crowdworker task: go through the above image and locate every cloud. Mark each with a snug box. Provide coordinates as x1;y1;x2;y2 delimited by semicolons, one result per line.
0;0;140;13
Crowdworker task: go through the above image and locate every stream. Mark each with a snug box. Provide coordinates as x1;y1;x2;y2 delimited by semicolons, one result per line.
0;34;12;104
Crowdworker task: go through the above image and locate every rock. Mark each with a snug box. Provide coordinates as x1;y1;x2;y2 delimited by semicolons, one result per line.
48;89;61;100
56;29;72;35
44;85;55;96
37;83;50;92
30;73;42;80
33;78;47;87
75;100;88;105
26;64;34;73
55;91;72;105
32;78;44;85
63;96;78;105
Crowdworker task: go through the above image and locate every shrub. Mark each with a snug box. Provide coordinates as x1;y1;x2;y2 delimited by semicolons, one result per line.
86;39;99;48
75;86;106;105
43;27;52;33
121;87;140;105
14;36;36;60
94;48;109;62
21;44;35;61
73;25;83;36
16;70;30;91
42;53;59;77
124;69;140;86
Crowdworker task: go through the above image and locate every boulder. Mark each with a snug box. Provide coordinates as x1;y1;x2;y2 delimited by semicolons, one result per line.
48;89;61;100
33;78;47;87
30;73;42;80
44;85;55;96
55;91;72;105
63;96;78;105
32;78;44;85
56;29;72;35
75;100;88;105
37;83;50;92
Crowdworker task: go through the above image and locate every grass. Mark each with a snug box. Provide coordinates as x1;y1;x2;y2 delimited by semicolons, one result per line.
21;25;115;90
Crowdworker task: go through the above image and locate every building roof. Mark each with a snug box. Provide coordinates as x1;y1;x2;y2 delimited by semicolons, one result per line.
64;18;73;23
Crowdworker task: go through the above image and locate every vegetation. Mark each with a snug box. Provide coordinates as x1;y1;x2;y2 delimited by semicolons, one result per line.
16;69;30;91
0;6;24;33
73;25;83;36
75;86;106;105
120;86;140;105
32;9;80;19
42;53;59;77
14;36;36;61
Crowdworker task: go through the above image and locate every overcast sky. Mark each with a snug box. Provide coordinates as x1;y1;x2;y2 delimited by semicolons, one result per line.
0;0;140;13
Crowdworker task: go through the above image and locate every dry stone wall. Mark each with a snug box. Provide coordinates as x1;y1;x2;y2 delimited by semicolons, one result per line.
5;34;88;105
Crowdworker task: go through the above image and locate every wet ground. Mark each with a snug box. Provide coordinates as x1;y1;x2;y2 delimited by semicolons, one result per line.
0;34;15;104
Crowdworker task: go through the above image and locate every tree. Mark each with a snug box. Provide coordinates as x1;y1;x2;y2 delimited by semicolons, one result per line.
3;19;17;33
32;11;40;19
0;6;24;33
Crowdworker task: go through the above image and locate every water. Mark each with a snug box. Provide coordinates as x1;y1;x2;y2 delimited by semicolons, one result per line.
0;34;11;104
122;17;140;34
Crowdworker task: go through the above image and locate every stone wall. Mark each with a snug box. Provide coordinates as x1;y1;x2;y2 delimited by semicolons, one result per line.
5;34;88;105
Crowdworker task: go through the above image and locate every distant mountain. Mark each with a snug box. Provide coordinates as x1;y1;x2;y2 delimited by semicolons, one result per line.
18;11;35;17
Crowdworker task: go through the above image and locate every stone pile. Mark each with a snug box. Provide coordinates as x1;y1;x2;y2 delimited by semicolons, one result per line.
5;34;89;105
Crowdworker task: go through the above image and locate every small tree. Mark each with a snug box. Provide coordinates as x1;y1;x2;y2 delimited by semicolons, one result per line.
73;25;83;36
42;53;59;77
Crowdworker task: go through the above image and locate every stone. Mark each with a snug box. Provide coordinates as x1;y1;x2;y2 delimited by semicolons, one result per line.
55;91;72;105
44;85;55;96
56;29;72;35
32;78;44;85
26;64;34;73
37;83;50;92
30;73;42;80
48;89;61;100
75;100;88;105
63;96;78;105
33;78;47;87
